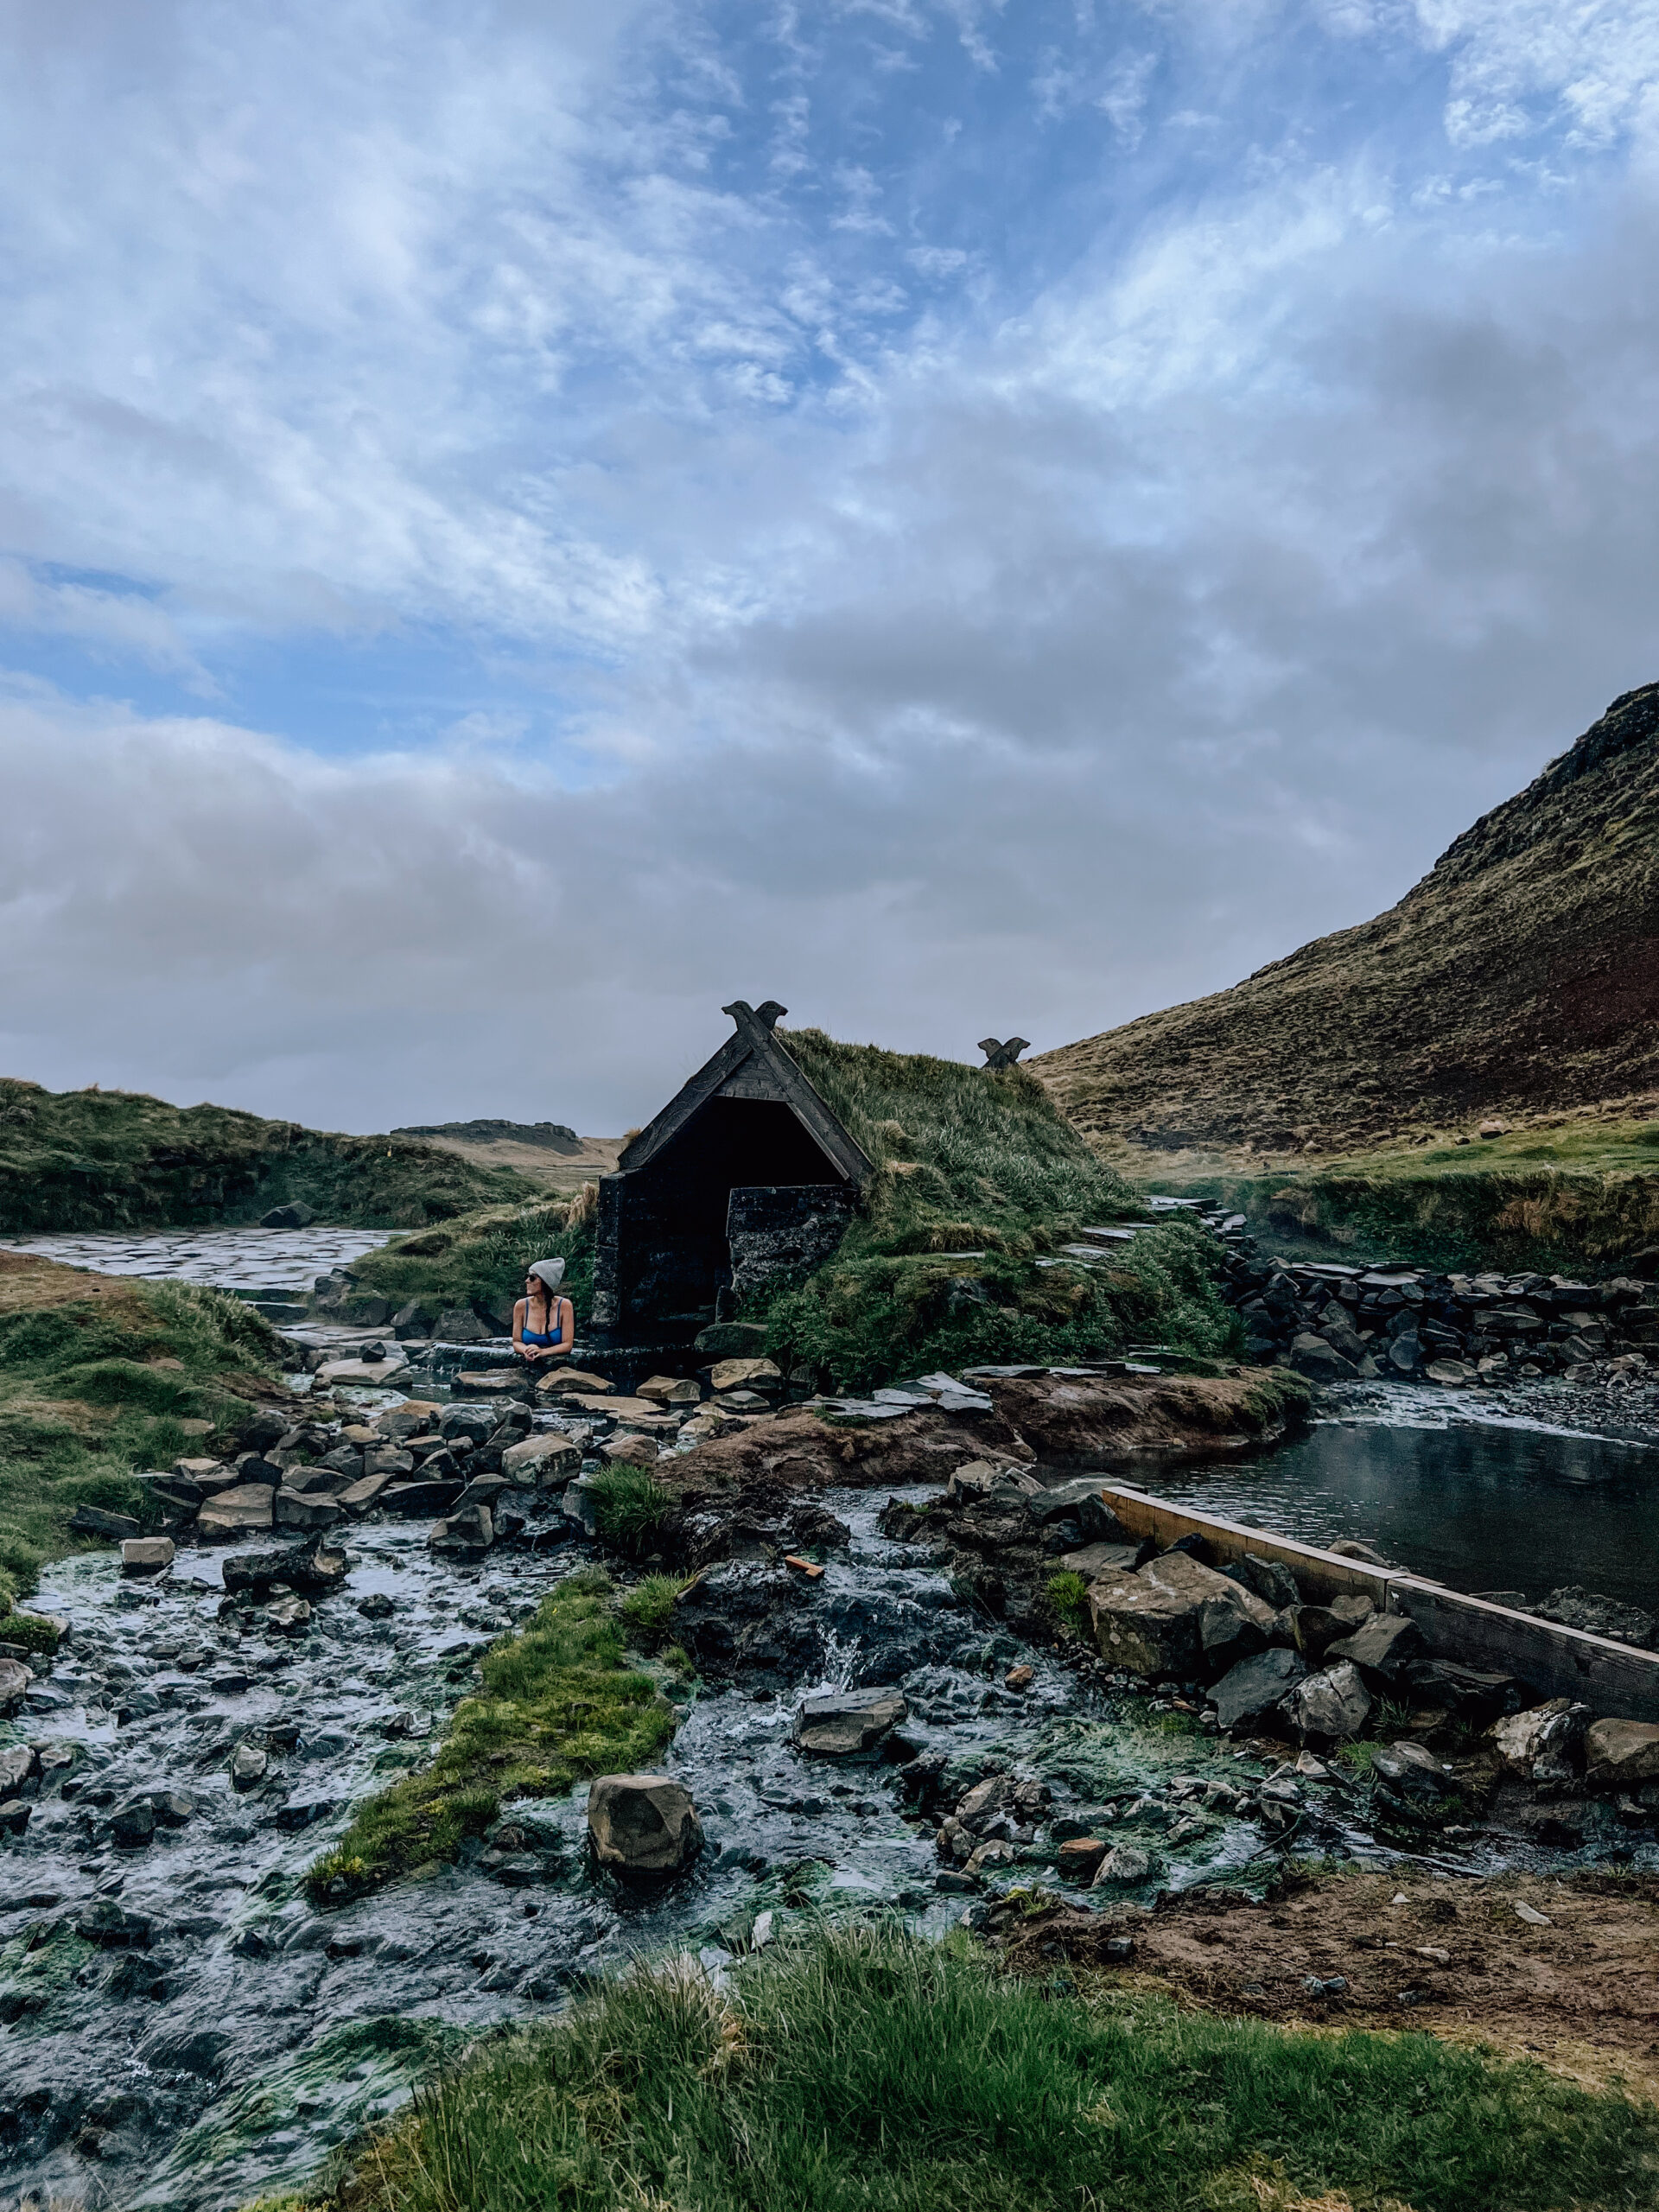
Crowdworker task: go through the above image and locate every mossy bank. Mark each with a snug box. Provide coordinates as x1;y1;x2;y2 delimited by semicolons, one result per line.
0;1249;289;1610
0;1079;540;1233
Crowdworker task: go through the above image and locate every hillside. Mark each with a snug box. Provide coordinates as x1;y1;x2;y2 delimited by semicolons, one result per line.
1036;683;1659;1173
0;1082;541;1232
391;1120;623;1191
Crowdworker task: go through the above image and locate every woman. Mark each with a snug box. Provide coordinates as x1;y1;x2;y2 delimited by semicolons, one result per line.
512;1257;574;1367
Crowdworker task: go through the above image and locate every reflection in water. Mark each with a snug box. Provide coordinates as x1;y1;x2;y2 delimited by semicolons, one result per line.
1155;1414;1659;1609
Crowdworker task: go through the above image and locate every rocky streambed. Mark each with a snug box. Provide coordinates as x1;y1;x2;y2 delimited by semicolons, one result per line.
7;1346;1659;2209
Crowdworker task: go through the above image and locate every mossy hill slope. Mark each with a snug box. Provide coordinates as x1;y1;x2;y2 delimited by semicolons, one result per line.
0;1081;540;1233
1036;684;1659;1166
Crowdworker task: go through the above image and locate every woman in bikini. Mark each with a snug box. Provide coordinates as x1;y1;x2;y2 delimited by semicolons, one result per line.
512;1257;574;1368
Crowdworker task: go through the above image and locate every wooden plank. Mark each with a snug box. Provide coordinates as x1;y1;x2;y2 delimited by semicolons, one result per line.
1099;1481;1659;1724
1096;1484;1389;1605
1386;1577;1659;1723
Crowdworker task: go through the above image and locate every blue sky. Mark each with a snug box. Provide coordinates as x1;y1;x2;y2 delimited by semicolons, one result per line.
1;0;1656;1129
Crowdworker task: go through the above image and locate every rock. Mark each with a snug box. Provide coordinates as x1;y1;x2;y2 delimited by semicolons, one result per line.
1027;1478;1130;1540
1087;1550;1256;1681
435;1307;492;1342
1290;1333;1358;1382
0;1744;36;1795
230;1743;269;1790
0;1797;30;1836
0;1657;34;1711
1226;1554;1301;1611
1056;1837;1109;1879
537;1368;613;1397
1535;1587;1656;1647
121;1536;175;1573
391;1300;435;1339
1060;1541;1144;1579
1586;1719;1659;1789
233;1454;288;1488
1287;1661;1372;1740
1425;1359;1474;1384
336;1471;398;1515
380;1479;465;1516
694;1321;769;1360
793;1689;908;1755
1198;1580;1280;1670
376;1401;444;1440
222;1538;347;1596
274;1491;346;1532
1325;1611;1425;1683
365;1446;416;1479
500;1433;583;1487
263;1595;313;1634
196;1484;276;1540
1211;1646;1307;1731
439;1403;497;1447
258;1200;316;1228
429;1504;494;1555
587;1773;703;1874
1387;1333;1424;1375
275;1792;335;1830
1328;1537;1389;1566
600;1433;658;1467
110;1798;157;1848
450;1370;532;1401
1491;1700;1591;1783
1371;1741;1454;1802
1478;1120;1509;1139
1090;1844;1154;1886
709;1357;783;1394
140;2026;232;2075
70;1503;141;1541
638;1375;702;1406
75;1899;153;1948
454;1475;509;1514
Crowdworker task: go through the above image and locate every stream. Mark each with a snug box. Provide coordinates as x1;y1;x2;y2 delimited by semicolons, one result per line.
4;1235;1659;2209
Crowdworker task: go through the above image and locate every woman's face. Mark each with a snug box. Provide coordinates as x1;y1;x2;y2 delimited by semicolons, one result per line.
524;1274;539;1296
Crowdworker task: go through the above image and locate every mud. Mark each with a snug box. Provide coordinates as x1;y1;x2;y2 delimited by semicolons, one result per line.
997;1869;1659;2094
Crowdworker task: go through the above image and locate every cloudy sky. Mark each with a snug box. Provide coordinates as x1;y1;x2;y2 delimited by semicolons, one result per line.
1;0;1656;1133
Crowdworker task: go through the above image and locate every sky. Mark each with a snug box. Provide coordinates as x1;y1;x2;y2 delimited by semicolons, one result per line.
1;0;1656;1134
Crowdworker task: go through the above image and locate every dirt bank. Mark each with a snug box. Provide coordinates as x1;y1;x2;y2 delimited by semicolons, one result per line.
997;1870;1659;2095
662;1370;1306;1505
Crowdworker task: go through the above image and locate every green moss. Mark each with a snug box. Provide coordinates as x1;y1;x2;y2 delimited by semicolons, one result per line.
0;1077;537;1232
302;1571;677;1904
331;1923;1659;2212
0;1274;285;1600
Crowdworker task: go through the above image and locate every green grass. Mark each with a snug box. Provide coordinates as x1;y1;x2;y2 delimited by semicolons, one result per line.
1139;1117;1659;1274
332;1923;1658;2212
0;1077;537;1232
618;1573;690;1646
1044;1570;1090;1636
344;1191;597;1324
589;1466;674;1558
753;1032;1243;1392
0;1263;287;1605
302;1570;677;1904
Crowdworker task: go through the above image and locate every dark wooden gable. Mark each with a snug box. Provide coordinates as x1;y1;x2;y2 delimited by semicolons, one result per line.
617;1000;873;1186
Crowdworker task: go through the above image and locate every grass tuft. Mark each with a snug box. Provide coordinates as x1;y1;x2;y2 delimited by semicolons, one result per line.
588;1466;673;1557
302;1570;677;1904
334;1922;1659;2212
619;1573;689;1647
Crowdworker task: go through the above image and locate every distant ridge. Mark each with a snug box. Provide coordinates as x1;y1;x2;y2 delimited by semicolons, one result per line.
1034;685;1659;1161
393;1118;582;1152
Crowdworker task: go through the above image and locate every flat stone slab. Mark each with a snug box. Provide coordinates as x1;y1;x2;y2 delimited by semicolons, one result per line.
793;1689;908;1756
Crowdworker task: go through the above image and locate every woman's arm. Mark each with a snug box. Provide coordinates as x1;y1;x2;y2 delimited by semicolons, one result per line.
548;1296;573;1352
511;1297;531;1357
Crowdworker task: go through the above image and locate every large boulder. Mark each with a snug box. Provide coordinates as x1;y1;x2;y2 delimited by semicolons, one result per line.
1199;1580;1280;1671
1025;1478;1130;1540
1371;1740;1455;1802
587;1774;702;1874
1212;1646;1307;1732
1585;1719;1659;1790
1089;1550;1273;1681
258;1200;315;1229
501;1433;583;1488
1490;1699;1591;1784
1287;1661;1372;1740
121;1537;175;1574
0;1657;32;1713
429;1503;494;1556
435;1308;492;1343
794;1688;908;1755
1289;1333;1357;1382
195;1484;276;1540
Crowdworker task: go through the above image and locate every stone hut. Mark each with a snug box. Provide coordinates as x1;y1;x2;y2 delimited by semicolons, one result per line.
589;1000;872;1347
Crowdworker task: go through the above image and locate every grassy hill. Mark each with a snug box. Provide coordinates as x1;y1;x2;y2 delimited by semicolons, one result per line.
1033;683;1659;1271
354;1034;1243;1389
0;1081;541;1233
